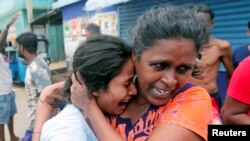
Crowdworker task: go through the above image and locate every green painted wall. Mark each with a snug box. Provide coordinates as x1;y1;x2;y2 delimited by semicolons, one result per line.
0;0;54;34
47;23;65;62
0;0;54;18
0;0;65;62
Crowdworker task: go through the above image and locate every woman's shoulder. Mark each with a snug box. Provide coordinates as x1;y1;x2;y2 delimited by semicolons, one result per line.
172;83;211;103
160;84;212;141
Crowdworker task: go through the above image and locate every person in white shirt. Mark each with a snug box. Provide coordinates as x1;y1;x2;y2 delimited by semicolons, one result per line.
33;35;137;141
0;13;19;141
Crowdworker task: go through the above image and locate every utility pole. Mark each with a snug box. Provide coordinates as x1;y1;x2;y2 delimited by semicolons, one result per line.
26;0;33;31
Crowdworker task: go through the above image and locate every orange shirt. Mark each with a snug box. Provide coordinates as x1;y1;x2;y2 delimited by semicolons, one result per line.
111;83;212;141
159;85;212;140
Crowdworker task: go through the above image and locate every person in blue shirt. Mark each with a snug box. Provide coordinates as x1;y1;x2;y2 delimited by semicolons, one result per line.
232;20;250;68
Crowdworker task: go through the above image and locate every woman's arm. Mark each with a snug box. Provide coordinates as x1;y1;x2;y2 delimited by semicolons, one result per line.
221;96;250;124
221;57;250;124
32;81;65;141
83;101;125;141
71;73;125;141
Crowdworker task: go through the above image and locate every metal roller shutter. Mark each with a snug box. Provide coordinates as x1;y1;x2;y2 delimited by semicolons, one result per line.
119;0;250;49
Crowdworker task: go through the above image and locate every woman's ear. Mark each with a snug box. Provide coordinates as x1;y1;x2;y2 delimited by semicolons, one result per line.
19;45;25;53
92;91;100;97
92;89;105;97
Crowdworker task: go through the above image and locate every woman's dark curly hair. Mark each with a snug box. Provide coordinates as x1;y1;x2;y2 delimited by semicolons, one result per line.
53;35;132;109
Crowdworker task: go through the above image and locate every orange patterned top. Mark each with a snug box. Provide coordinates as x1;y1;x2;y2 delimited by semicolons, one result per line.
110;83;212;141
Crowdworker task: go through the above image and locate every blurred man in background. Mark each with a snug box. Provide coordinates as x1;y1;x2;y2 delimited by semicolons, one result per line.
190;5;234;124
16;32;51;141
232;20;250;68
85;23;101;39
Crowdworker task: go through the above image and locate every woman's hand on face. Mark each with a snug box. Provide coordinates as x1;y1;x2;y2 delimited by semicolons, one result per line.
70;72;96;111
